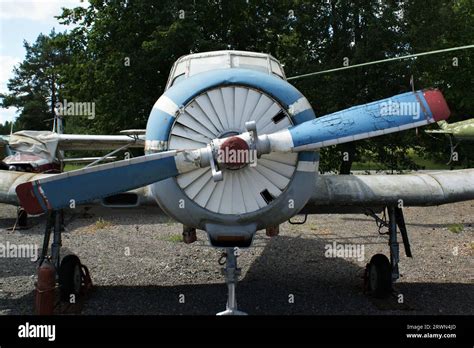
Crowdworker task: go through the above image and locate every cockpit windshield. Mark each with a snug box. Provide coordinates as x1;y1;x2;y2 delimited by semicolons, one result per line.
167;51;285;89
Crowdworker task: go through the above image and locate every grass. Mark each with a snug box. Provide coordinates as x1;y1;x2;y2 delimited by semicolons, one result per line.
63;163;85;172
410;154;449;170
94;218;113;230
407;149;451;170
351;149;450;171
164;234;182;243
351;154;450;170
448;223;464;234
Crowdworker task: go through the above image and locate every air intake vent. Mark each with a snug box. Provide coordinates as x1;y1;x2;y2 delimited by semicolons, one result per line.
102;193;139;207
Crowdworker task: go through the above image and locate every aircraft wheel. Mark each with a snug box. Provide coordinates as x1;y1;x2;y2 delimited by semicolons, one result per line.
58;255;82;302
366;254;392;298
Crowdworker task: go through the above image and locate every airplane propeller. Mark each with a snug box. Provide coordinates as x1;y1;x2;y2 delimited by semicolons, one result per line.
16;89;449;215
254;89;450;153
15;149;210;215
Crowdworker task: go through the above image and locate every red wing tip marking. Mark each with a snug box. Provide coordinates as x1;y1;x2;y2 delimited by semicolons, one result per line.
423;89;451;121
15;182;46;215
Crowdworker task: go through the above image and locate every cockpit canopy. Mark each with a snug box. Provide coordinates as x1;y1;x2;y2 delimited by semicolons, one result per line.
166;50;286;89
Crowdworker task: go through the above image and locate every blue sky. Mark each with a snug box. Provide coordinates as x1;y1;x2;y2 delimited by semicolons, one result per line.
0;0;88;124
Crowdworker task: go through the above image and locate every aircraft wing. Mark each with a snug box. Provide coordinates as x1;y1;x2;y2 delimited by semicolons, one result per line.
56;134;145;150
1;167;473;221
303;169;474;214
425;129;454;134
8;131;144;153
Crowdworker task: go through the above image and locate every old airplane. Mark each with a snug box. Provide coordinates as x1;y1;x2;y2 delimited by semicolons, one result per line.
0;117;145;227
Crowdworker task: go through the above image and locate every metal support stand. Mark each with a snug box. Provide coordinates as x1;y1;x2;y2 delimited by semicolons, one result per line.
39;210;63;271
266;225;280;237
39;211;54;266
51;210;63;270
447;136;459;165
182;226;197;244
387;206;399;283
394;207;412;257
17;207;28;228
217;247;247;316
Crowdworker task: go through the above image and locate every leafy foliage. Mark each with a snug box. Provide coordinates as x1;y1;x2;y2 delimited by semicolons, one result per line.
1;0;473;170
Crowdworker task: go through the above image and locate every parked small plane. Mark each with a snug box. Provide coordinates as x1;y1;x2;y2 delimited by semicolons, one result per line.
0;118;144;227
1;129;144;173
1;50;473;315
425;119;474;163
426;119;474;140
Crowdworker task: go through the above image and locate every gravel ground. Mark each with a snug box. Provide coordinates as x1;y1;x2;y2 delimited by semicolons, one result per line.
0;200;472;315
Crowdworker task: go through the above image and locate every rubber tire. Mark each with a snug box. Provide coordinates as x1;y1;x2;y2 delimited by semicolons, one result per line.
367;254;392;298
58;254;82;302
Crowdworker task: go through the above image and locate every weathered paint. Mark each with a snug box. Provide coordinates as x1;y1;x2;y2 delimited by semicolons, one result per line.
0;171;53;206
287;89;450;151
426;118;474;141
15;151;181;214
307;169;474;209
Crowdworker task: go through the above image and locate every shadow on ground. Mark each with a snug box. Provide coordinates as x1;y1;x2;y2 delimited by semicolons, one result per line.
1;235;472;315
341;217;474;229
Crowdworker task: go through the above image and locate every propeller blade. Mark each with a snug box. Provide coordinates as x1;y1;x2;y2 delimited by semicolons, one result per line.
262;89;450;152
16;149;209;214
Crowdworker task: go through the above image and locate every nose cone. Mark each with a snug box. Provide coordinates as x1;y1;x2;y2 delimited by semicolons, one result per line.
423;89;450;121
219;136;250;170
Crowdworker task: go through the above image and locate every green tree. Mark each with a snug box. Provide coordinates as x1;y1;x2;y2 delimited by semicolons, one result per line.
1;30;70;131
4;0;472;170
0;121;14;135
402;0;474;168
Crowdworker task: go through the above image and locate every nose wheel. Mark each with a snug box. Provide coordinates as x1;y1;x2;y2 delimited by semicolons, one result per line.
216;247;247;316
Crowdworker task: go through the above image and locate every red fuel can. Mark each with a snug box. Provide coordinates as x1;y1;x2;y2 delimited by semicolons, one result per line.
35;260;56;315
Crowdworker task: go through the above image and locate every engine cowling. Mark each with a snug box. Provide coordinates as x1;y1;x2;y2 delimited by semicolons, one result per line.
145;69;318;246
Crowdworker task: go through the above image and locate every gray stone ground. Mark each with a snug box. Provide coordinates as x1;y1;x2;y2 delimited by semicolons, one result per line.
0;200;472;315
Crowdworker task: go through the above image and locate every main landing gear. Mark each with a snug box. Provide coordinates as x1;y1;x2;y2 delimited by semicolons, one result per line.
365;205;412;298
35;210;92;314
6;207;29;231
17;207;28;229
216;247;247;316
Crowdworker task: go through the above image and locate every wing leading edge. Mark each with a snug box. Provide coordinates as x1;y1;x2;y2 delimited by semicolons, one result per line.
303;169;474;214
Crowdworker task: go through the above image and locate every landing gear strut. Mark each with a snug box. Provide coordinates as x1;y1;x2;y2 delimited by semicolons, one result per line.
217;247;247;316
447;136;460;165
365;205;412;298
